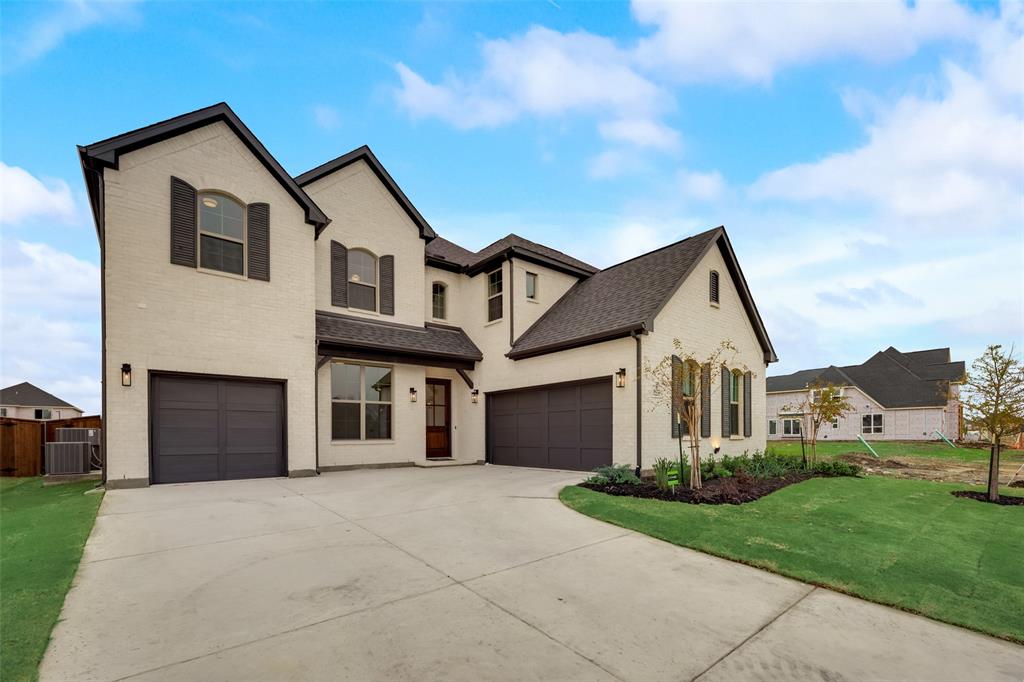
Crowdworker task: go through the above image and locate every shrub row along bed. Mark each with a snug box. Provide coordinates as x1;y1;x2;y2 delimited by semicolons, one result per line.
581;452;862;506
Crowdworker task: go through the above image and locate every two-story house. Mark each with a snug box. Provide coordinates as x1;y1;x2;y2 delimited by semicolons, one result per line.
79;103;777;488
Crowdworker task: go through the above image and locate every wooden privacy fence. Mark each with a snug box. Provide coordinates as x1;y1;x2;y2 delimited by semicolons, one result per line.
0;416;102;477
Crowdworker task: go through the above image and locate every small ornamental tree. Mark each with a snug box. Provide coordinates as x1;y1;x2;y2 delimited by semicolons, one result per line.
646;339;742;489
962;344;1024;502
782;382;853;466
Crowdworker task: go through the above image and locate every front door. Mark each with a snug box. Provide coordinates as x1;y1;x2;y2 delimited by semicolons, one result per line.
425;378;451;458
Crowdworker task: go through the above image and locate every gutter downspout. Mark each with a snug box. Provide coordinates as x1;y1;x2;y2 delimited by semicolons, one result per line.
314;340;320;476
508;254;515;348
633;327;644;475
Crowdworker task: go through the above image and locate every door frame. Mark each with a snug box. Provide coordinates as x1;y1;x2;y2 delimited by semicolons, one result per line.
148;370;288;484
425;377;452;458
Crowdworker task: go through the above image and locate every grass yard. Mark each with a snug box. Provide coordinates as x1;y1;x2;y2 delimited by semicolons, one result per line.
767;439;1023;462
561;476;1024;642
1;478;103;682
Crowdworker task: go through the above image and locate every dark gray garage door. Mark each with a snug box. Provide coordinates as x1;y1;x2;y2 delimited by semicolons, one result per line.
151;374;284;484
487;378;612;471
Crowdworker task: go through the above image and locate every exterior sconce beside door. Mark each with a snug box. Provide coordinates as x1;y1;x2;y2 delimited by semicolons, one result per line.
471;389;480;403
615;368;627;388
121;364;132;387
409;387;418;402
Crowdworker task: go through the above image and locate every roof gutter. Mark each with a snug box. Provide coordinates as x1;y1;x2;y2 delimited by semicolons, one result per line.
506;321;647;361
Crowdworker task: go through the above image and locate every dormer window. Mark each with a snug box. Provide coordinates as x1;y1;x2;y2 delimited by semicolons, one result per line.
348;249;377;312
198;193;245;275
709;270;720;305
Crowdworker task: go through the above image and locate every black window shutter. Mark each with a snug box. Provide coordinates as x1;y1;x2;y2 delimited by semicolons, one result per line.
247;202;270;281
710;271;720;303
671;356;682;438
700;363;711;438
331;241;348;307
743;371;752;437
380;255;395;315
170;176;197;267
721;365;731;438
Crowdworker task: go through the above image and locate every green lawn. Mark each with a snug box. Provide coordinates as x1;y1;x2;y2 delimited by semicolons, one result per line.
561;477;1024;642
1;478;104;682
767;439;1023;462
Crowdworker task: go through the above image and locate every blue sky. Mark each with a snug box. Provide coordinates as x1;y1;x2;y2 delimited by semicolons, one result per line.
2;0;1022;414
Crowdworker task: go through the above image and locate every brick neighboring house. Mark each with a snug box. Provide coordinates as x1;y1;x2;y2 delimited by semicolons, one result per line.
766;347;965;442
78;102;778;488
0;382;83;420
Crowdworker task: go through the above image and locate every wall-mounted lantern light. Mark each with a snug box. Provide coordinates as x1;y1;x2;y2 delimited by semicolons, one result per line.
121;363;132;387
471;389;480;403
615;368;627;388
711;438;721;455
409;387;418;402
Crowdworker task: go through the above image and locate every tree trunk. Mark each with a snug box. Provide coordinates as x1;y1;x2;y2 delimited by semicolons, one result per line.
690;439;702;489
987;442;1001;502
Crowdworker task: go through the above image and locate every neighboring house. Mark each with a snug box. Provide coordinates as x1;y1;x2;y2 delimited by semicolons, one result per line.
766;347;965;441
0;382;84;420
78;103;776;488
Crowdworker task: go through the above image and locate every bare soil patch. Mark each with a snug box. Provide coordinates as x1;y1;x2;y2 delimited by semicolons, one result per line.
836;454;1023;485
950;491;1024;506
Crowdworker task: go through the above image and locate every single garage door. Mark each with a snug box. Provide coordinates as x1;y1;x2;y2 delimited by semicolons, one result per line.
487;378;612;471
151;374;284;484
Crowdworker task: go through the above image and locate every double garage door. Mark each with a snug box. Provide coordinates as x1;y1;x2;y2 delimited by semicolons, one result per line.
151;374;284;484
487;378;612;472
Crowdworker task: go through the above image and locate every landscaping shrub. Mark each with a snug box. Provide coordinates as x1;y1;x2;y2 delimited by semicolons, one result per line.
811;460;863;477
585;464;640;486
652;458;674;491
648;449;856;484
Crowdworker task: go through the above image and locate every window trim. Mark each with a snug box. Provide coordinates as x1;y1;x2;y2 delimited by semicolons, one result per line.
197;191;246;277
709;270;720;305
486;267;503;322
347;248;379;313
862;413;884;435
330;361;394;441
525;271;538;301
729;369;742;437
431;281;447;320
782;417;802;437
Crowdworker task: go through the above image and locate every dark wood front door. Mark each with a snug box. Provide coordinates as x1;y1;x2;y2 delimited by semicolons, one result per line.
425;378;451;458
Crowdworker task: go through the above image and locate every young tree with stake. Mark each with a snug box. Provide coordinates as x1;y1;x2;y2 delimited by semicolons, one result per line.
782;382;853;466
962;344;1024;502
646;339;742;489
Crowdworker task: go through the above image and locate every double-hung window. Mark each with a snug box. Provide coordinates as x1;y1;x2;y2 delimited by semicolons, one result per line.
525;272;538;300
331;363;392;440
198;193;245;275
348;250;377;312
487;268;503;322
729;370;741;436
862;413;883;434
34;408;52;420
432;282;447;320
768;419;777;436
782;418;801;436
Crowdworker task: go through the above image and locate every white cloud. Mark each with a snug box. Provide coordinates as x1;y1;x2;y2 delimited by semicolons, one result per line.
394;25;677;149
0;240;100;413
598;118;680;151
0;162;77;226
312;104;341;131
632;0;984;84
678;170;725;202
3;0;141;71
587;149;652;180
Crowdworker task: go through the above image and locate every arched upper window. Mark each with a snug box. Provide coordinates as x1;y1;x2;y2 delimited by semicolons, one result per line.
709;270;720;305
198;192;245;275
348;249;377;311
432;282;447;320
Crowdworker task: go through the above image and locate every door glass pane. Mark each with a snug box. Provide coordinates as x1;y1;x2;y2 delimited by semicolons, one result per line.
331;364;360;401
427;406;436;426
426;384;435;406
331;403;360;439
365;366;392;402
434;406;446;427
433;384;446;406
365;404;392;439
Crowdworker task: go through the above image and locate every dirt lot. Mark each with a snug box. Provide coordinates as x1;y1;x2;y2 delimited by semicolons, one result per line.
836;453;1024;485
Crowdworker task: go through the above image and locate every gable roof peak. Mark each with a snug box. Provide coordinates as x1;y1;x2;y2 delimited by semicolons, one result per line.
0;381;79;409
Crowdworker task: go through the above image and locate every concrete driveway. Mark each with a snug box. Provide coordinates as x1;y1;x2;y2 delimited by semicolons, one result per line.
43;465;1023;681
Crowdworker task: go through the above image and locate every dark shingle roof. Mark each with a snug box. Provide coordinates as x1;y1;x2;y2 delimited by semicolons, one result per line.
425;234;598;276
767;347;965;408
316;312;482;362
0;382;78;409
504;226;777;364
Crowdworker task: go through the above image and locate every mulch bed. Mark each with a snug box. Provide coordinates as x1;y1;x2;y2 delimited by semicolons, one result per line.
581;471;820;505
950;491;1024;506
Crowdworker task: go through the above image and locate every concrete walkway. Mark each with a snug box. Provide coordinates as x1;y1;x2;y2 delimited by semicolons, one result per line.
42;466;1023;681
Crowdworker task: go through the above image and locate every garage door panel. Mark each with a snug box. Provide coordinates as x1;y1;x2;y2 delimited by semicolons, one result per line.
153;375;283;484
487;378;611;472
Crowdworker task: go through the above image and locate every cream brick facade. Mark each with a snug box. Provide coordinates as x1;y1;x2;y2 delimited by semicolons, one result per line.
102;122;316;485
95;110;775;483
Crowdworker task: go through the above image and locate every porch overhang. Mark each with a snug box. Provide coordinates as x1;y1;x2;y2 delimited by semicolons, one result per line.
318;341;477;371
